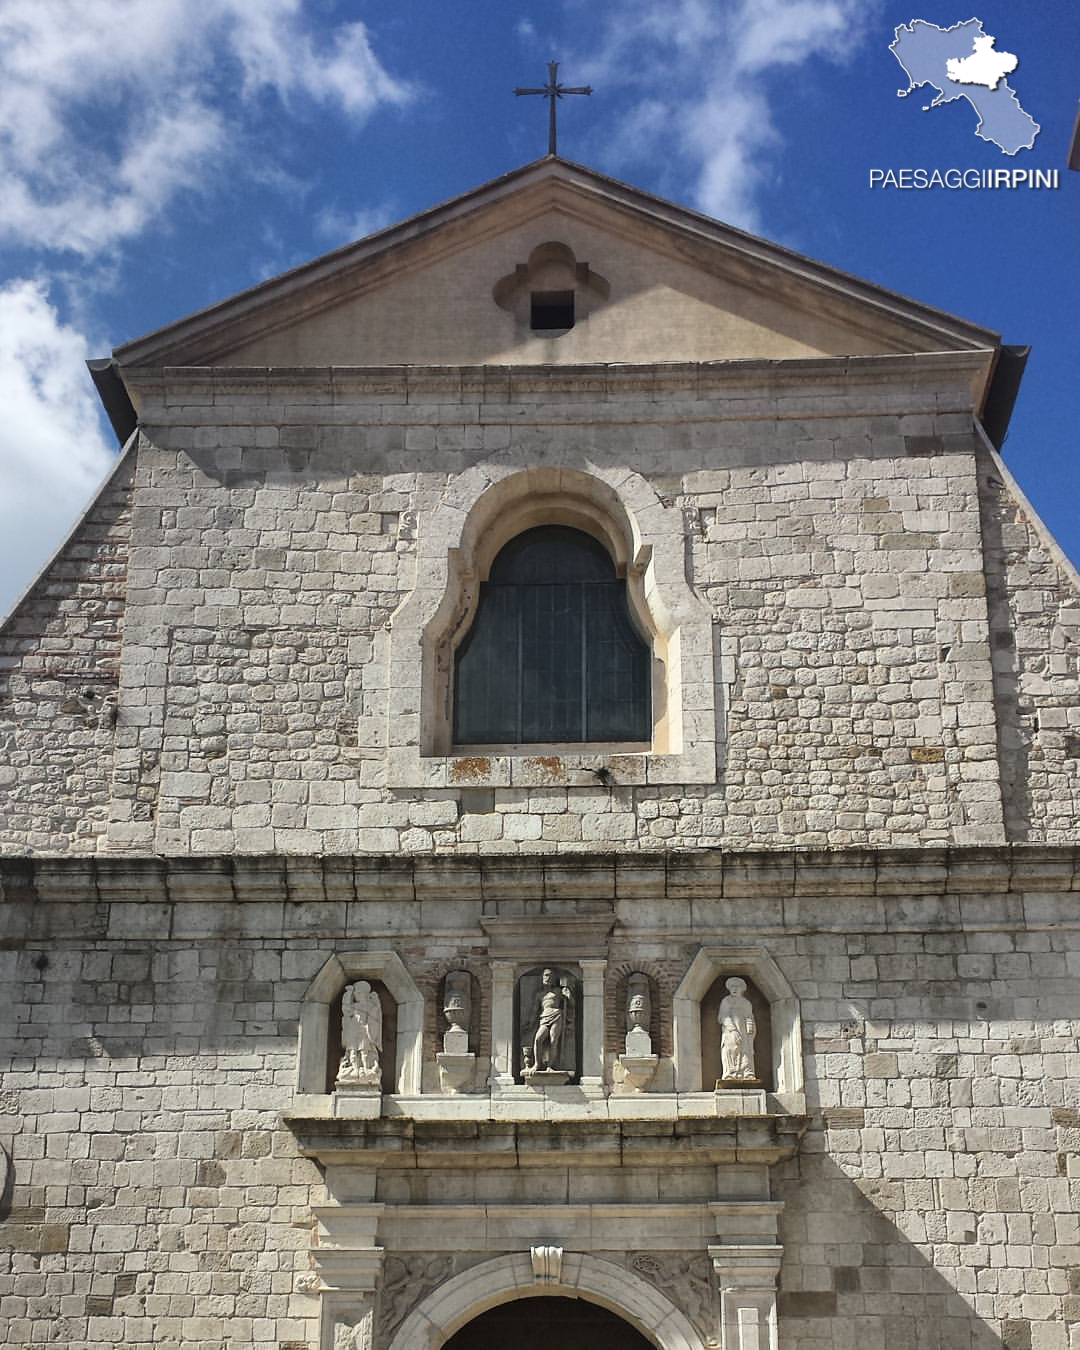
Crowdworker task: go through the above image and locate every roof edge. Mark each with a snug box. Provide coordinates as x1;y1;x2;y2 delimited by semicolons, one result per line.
0;429;137;630
88;358;138;444
979;345;1029;450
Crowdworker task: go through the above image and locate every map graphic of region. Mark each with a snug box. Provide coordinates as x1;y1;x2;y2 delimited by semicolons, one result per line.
890;18;1039;155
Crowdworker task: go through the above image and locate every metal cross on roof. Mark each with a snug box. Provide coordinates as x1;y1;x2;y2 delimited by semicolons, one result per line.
514;61;592;157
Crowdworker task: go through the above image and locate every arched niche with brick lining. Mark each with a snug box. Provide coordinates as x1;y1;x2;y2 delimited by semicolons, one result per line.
672;946;804;1113
296;951;424;1099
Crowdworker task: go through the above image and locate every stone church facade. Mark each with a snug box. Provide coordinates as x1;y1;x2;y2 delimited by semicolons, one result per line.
1;158;1079;1350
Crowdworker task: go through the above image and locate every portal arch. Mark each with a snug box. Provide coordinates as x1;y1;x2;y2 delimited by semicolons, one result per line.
386;1251;709;1350
443;1295;654;1348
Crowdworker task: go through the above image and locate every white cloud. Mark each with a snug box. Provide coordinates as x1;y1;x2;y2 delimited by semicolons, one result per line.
0;0;413;256
0;280;116;619
315;203;399;249
573;0;874;232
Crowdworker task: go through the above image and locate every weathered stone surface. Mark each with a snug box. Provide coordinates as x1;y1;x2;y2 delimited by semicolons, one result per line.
3;363;1077;857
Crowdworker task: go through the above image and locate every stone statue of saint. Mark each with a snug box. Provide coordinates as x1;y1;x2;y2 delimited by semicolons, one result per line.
339;981;382;1085
528;968;575;1073
718;977;756;1082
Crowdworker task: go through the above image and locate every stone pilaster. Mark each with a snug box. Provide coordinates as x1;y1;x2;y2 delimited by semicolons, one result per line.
489;960;517;1091
311;1204;384;1350
579;957;607;1093
709;1244;783;1350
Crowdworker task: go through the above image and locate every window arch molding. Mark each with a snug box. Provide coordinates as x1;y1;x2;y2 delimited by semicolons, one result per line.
383;464;717;788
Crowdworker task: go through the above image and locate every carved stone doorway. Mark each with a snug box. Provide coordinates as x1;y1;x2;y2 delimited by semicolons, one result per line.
442;1295;656;1349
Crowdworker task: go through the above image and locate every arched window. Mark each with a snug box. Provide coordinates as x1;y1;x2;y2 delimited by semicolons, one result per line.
453;525;651;745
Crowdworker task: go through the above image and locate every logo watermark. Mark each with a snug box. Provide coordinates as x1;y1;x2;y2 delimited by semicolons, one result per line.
871;168;1059;189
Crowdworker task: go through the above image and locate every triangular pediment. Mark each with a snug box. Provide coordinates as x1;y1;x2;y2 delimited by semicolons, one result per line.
111;158;999;372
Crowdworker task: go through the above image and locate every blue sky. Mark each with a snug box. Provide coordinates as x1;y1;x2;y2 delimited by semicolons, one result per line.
0;0;1076;616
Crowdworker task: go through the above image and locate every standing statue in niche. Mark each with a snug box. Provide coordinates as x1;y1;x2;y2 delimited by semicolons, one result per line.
718;977;757;1082
521;967;576;1079
338;981;382;1088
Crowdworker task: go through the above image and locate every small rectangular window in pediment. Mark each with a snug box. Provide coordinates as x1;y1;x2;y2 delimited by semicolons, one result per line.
530;289;574;332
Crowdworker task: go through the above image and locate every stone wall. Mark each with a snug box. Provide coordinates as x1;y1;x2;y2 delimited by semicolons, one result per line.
0;451;133;855
1;361;1078;857
0;849;1077;1349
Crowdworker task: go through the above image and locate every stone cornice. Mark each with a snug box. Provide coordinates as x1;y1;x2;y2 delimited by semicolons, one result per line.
122;350;995;425
281;1113;809;1169
1;846;1078;932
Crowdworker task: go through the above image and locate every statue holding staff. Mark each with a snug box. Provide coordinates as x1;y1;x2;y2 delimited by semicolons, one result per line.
529;967;575;1072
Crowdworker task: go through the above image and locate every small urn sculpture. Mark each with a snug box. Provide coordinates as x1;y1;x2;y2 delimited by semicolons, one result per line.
436;971;475;1094
614;973;658;1094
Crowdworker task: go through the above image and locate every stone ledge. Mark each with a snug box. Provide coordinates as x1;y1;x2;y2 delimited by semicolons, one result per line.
122;351;994;420
282;1113;809;1169
3;845;1079;917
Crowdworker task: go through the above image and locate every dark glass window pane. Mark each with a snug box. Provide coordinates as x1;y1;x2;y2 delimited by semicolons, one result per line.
520;582;583;742
489;525;612;583
453;584;520;743
584;584;651;741
454;526;651;745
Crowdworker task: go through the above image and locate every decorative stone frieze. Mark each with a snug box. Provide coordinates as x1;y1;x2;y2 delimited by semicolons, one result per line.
283;1115;809;1170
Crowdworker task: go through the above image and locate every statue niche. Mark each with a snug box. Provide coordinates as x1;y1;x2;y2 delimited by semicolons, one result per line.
437;969;478;1094
613;971;659;1094
326;980;397;1095
514;965;580;1085
700;973;772;1091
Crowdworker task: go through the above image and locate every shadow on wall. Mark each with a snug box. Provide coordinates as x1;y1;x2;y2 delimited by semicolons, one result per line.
775;1148;1037;1349
181;429;964;494
975;450;1033;843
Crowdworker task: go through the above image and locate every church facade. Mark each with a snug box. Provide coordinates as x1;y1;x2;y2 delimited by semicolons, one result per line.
1;158;1079;1350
